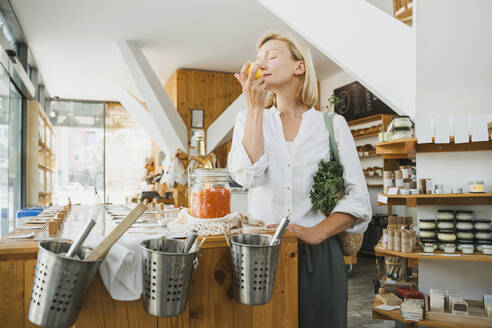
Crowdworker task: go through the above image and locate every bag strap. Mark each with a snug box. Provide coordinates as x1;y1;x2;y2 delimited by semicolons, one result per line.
323;112;341;164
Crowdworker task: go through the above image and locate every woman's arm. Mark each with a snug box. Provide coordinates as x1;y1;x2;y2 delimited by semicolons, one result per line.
286;212;356;245
227;63;269;188
236;62;267;164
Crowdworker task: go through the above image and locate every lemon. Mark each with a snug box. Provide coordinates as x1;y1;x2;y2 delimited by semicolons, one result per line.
246;63;263;80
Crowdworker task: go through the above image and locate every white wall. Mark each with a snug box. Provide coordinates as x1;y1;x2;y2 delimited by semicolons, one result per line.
414;0;492;300
319;71;355;110
414;0;492;117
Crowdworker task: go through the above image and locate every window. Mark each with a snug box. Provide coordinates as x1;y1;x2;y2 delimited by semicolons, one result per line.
0;65;22;237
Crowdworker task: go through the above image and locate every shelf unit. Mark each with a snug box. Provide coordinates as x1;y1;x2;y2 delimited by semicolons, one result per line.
27;101;55;206
376;137;492;159
372;296;490;328
377;193;492;207
372;130;492;327
375;245;492;263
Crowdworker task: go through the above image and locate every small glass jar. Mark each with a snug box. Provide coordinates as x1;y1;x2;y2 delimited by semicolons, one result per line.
423;243;436;253
460;244;474;254
468;180;485;193
457;240;474;251
474;219;491;231
189;168;231;219
443;243;456;254
455;210;473;221
476;241;492;253
418;219;436;230
437;210;454;220
456;220;474;230
437;219;454;230
474;231;492;240
438;230;456;242
481;245;492;255
456;230;474;240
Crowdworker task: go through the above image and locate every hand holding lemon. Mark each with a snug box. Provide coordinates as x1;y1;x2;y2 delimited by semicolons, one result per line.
247;62;263;80
234;62;266;111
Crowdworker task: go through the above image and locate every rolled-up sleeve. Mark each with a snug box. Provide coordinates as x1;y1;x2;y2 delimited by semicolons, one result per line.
227;110;268;188
330;115;372;234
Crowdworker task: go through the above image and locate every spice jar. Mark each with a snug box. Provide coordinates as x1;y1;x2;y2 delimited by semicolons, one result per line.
383;171;393;194
189;168;231;219
387;230;394;250
382;229;388;249
401;231;412;253
468;180;485;193
394;230;401;252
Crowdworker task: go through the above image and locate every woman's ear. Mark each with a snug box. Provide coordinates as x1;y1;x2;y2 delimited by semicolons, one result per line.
294;61;306;76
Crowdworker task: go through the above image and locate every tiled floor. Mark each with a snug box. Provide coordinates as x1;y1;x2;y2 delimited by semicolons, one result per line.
347;254;386;328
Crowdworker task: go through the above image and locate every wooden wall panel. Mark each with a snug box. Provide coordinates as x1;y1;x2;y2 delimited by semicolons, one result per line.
0;260;24;328
169;69;242;154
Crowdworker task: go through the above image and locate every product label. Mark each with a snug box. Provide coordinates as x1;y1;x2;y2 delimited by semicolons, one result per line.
383;235;388;242
395;178;404;187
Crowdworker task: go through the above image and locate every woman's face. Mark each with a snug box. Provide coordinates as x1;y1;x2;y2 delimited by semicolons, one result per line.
256;39;305;91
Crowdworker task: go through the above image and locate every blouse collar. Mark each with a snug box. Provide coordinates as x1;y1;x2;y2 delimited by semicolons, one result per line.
271;106;316;118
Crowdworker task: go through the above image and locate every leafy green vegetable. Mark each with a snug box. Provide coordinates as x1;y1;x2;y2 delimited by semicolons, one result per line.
309;159;344;215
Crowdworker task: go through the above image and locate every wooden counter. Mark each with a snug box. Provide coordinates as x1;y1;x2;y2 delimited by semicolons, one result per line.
0;206;299;328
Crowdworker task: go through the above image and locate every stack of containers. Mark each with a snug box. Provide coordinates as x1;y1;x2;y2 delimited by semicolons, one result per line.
455;210;475;254
420;210;492;254
473;216;492;255
382;216;416;252
437;210;456;253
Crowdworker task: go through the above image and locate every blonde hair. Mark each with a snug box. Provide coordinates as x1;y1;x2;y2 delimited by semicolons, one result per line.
257;32;318;109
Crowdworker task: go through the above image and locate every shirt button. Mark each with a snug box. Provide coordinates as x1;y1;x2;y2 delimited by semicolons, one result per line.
287;164;291;168
287;208;291;213
287;186;291;190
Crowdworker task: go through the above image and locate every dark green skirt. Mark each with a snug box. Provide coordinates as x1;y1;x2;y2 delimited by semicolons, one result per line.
298;236;347;328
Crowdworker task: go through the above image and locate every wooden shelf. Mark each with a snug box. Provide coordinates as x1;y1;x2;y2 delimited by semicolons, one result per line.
376;137;492;159
376;138;417;159
394;2;413;24
365;173;382;178
367;184;384;188
372;296;485;328
348;114;394;127
377;193;492;207
374;245;492;263
353;132;380;140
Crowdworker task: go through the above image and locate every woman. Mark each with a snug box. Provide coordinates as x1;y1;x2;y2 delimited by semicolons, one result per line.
227;32;371;327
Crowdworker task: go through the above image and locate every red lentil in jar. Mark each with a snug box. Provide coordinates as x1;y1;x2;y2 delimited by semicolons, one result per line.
191;187;231;218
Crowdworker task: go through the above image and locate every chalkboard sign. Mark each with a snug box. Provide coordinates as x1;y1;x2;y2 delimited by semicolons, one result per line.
333;81;396;121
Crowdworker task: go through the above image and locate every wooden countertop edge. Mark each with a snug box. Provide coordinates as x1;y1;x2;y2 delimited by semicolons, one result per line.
0;231;298;259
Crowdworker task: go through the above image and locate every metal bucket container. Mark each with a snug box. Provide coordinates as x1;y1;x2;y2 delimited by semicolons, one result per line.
28;241;102;328
140;238;197;317
230;234;281;305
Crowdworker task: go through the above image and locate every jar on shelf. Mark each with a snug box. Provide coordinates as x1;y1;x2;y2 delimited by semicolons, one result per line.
189;168;231;219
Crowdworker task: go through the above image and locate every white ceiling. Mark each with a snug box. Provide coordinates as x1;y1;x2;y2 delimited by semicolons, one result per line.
10;0;341;102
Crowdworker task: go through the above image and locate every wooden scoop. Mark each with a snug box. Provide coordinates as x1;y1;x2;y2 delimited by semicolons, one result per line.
85;203;147;261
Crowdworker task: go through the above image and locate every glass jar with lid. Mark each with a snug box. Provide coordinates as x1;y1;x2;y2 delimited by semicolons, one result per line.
189;168;231;219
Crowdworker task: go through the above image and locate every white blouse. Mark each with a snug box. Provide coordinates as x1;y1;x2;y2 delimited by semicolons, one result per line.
227;107;372;233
